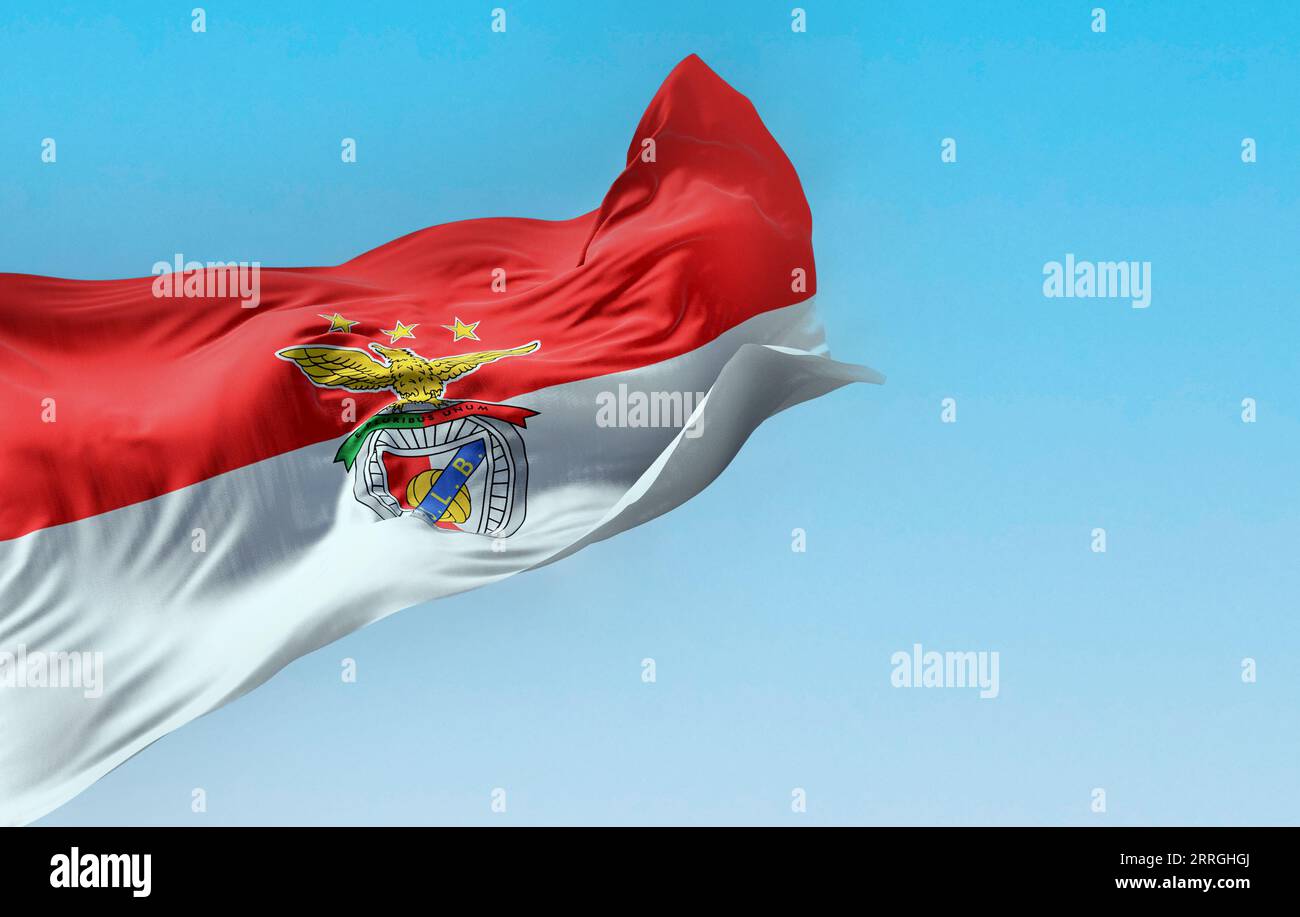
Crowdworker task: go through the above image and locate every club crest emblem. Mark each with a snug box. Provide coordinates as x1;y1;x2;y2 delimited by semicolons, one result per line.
277;337;540;536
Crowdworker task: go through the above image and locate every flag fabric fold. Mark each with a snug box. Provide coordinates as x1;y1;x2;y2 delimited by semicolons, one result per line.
0;54;881;825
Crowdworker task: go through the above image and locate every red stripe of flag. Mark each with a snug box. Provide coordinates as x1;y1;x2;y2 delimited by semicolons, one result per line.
0;56;815;539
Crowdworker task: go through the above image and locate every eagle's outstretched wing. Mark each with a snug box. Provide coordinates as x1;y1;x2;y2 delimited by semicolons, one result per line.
426;341;540;384
276;346;394;391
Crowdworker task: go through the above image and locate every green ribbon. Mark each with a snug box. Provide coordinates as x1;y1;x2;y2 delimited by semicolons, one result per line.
334;413;430;470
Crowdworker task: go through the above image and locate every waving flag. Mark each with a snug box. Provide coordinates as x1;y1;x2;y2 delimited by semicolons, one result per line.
0;55;881;824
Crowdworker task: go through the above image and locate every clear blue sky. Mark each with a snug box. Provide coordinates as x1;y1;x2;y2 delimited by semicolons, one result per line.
5;0;1296;825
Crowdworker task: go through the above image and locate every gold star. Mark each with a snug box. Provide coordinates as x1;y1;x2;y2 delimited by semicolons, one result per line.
319;312;359;334
441;316;481;342
380;320;418;344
